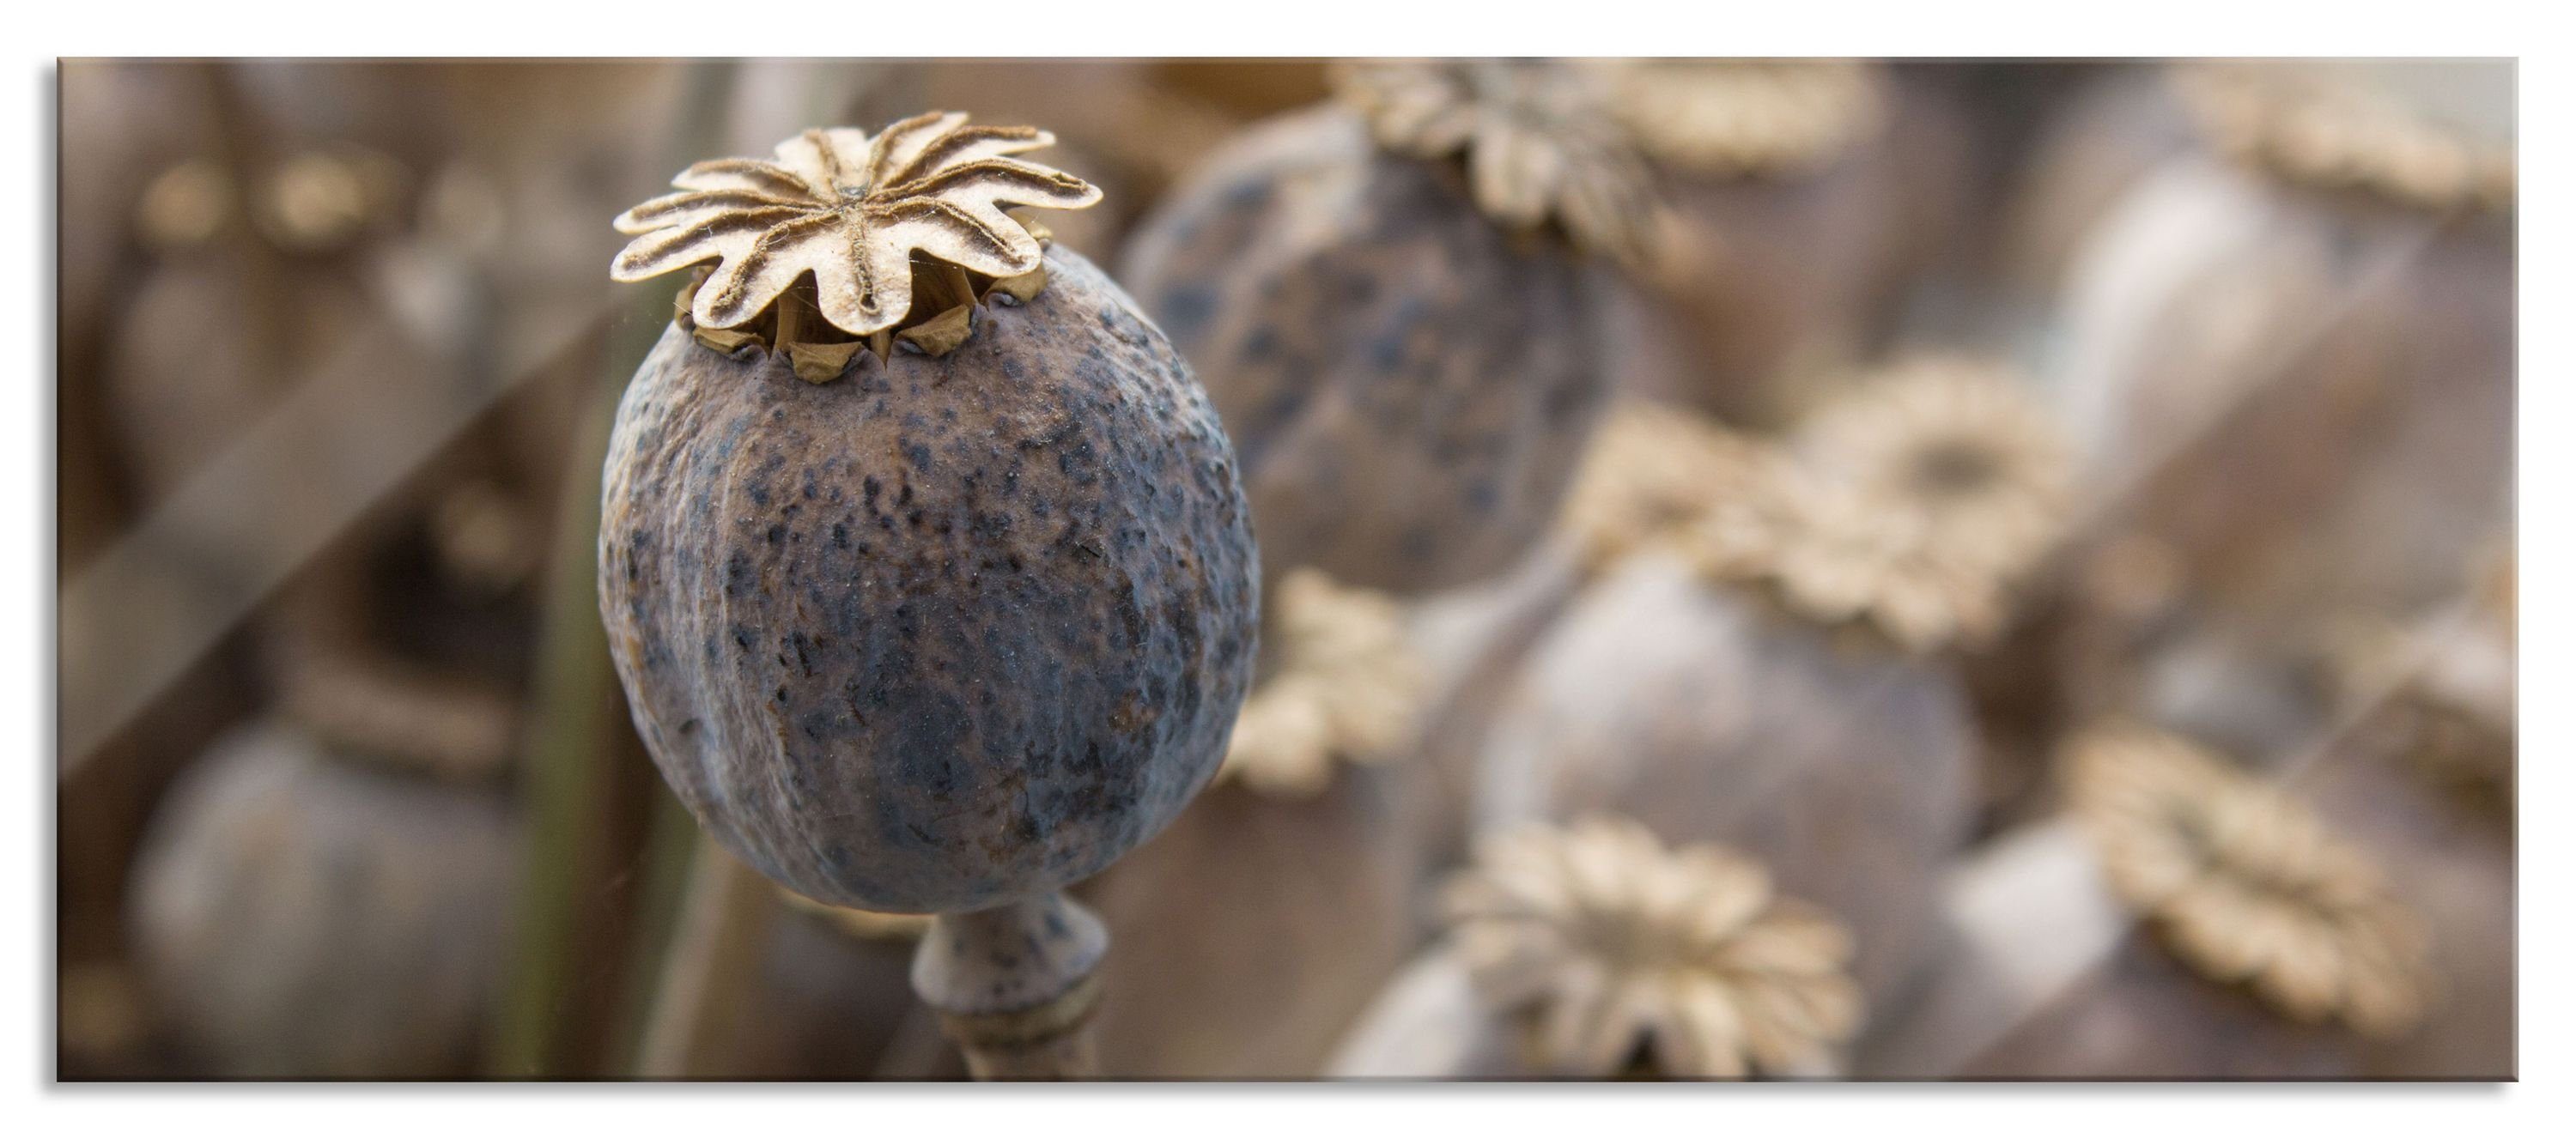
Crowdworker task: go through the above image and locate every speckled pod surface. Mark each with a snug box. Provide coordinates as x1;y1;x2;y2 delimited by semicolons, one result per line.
1620;92;1962;429
1473;553;1975;1007
1121;106;1608;597
599;246;1258;915
128;720;516;1079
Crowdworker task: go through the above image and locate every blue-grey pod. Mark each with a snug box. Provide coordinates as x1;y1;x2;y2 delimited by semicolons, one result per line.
1120;62;1663;597
130;720;517;1079
598;116;1259;915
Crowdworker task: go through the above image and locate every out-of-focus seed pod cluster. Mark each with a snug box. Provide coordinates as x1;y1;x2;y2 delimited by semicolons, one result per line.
59;58;2512;1082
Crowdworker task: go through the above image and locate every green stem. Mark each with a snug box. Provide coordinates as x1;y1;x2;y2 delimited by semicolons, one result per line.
484;59;743;1079
633;839;781;1077
484;307;646;1077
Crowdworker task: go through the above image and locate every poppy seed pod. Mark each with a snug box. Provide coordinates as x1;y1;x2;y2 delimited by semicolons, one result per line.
1596;59;1957;428
598;114;1259;917
1120;60;1660;596
1465;379;2075;1015
1890;726;2442;1079
1474;551;1976;1011
2050;62;2512;645
1331;815;1866;1080
129;720;517;1079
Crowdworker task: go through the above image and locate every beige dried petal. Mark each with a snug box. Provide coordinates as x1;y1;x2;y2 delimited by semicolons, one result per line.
1738;987;1815;1075
1624;849;1703;931
1793;972;1866;1040
2172;62;2513;213
1558;818;1648;916
2341;936;2431;1038
1468;119;1558;230
1659;972;1750;1080
1606;60;1886;176
1560;400;1774;573
1223;692;1337;797
1534;956;1619;1074
1443;815;1862;1078
895;303;975;356
775;887;932;942
1792;356;2075;584
2258;921;2348;1024
785;339;866;385
1718;906;1853;977
1337;59;1669;272
1640;977;1710;1078
1217;569;1426;797
2064;723;2433;1035
1683;428;2024;655
1676;863;1773;948
1450;858;1581;927
2099;827;2202;904
611;113;1100;338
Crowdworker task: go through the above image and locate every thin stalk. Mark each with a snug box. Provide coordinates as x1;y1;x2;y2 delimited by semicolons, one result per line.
486;59;740;1079
910;892;1108;1081
605;782;701;1072
634;839;781;1078
484;299;651;1076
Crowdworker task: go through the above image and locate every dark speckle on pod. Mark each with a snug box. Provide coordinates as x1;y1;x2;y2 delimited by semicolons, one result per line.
599;246;1259;915
1121;107;1611;597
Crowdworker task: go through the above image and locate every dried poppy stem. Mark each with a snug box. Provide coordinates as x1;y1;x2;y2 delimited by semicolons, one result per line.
495;62;744;1078
908;892;1109;1080
634;839;780;1078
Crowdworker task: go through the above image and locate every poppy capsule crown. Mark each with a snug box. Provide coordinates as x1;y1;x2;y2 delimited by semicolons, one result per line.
611;112;1103;369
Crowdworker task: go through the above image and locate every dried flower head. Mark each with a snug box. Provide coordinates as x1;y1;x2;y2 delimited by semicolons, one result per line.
1556;399;1773;575
611;112;1102;356
1334;59;1669;273
1792;357;2075;583
1684;457;2010;655
2064;724;2432;1037
1443;815;1863;1079
258;147;407;253
1603;59;1887;177
1218;569;1428;798
2173;62;2514;214
136;147;408;255
136;160;234;250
